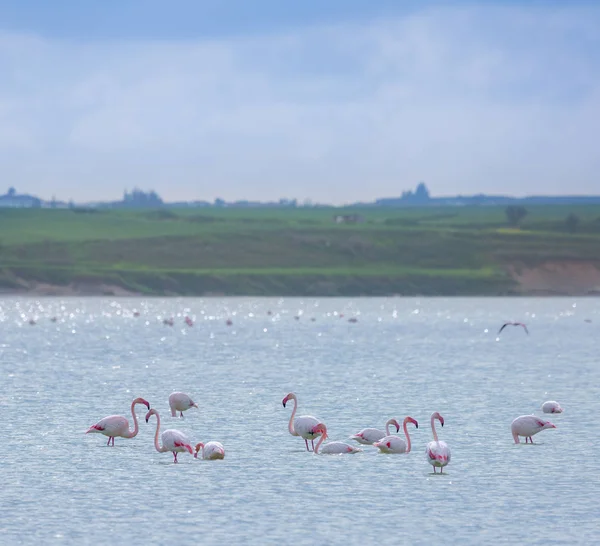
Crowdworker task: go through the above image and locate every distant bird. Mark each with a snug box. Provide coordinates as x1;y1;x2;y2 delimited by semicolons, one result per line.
163;318;174;326
310;423;362;454
584;319;592;323
184;316;194;327
374;416;418;454
133;311;140;317
350;418;400;445
542;401;563;414
169;392;198;418
28;318;36;326
498;322;529;335
348;318;358;323
145;409;193;463
511;415;556;444
50;317;58;323
86;397;150;446
194;441;225;460
282;392;322;451
426;412;451;473
226;319;233;326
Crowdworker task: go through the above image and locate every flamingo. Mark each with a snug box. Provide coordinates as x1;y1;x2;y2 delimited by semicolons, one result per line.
86;397;150;446
541;401;563;414
310;423;362;454
145;409;193;463
282;392;322;451
169;392;198;418
511;415;556;444
194;441;225;460
426;412;451;473
350;418;400;445
374;416;418;454
498;322;529;335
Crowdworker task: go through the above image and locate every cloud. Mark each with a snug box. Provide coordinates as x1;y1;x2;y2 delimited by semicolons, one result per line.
0;3;599;203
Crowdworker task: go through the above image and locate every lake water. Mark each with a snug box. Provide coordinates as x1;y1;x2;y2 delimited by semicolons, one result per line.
1;296;599;545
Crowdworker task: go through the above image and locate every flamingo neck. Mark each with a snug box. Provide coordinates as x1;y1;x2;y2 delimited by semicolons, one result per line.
431;415;439;442
152;412;166;453
126;400;140;438
385;419;393;436
287;396;299;436
313;431;327;454
403;420;412;453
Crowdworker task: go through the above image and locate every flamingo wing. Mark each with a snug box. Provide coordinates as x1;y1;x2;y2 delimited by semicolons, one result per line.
351;428;385;444
162;430;193;453
321;441;361;454
375;436;407;453
294;416;321;439
87;415;129;436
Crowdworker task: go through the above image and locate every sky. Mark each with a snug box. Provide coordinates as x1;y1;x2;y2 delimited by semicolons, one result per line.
1;0;599;204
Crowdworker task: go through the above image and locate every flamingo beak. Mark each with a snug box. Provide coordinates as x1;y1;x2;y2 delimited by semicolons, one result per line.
282;400;287;408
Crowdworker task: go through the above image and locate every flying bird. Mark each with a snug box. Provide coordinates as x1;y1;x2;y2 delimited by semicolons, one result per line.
498;322;529;335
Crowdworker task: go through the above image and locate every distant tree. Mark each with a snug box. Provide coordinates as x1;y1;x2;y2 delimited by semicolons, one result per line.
505;205;528;227
565;213;580;233
414;182;430;201
214;198;225;207
7;187;16;197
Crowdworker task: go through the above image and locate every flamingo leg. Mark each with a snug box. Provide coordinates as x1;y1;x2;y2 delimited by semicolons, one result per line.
106;437;111;446
311;439;315;451
173;452;178;463
180;412;184;418
304;439;310;451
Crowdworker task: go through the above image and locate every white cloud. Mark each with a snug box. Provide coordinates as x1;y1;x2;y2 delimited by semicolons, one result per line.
0;3;599;203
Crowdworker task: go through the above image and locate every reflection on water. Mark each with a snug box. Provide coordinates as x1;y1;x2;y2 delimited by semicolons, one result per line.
1;297;599;544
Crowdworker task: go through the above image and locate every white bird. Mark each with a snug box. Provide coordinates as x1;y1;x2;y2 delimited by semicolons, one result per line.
541;401;563;414
374;416;418;454
311;423;362;454
194;441;225;460
145;409;193;463
350;418;400;445
282;392;322;451
511;415;557;444
426;412;451;473
169;392;198;418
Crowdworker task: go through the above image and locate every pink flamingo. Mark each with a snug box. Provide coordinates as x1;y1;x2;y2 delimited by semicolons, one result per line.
145;409;193;463
282;392;322;451
169;392;198;418
184;316;194;327
374;416;418;454
350;418;400;445
194;441;225;460
426;412;451;473
511;415;556;444
310;423;362;454
541;401;563;414
86;397;150;446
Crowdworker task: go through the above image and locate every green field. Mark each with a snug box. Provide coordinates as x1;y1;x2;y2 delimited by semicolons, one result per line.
1;205;599;296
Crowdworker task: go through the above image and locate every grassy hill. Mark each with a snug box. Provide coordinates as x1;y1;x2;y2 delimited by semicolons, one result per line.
1;205;600;296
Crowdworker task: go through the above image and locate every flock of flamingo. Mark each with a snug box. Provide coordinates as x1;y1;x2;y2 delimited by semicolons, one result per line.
86;390;563;470
86;392;224;462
